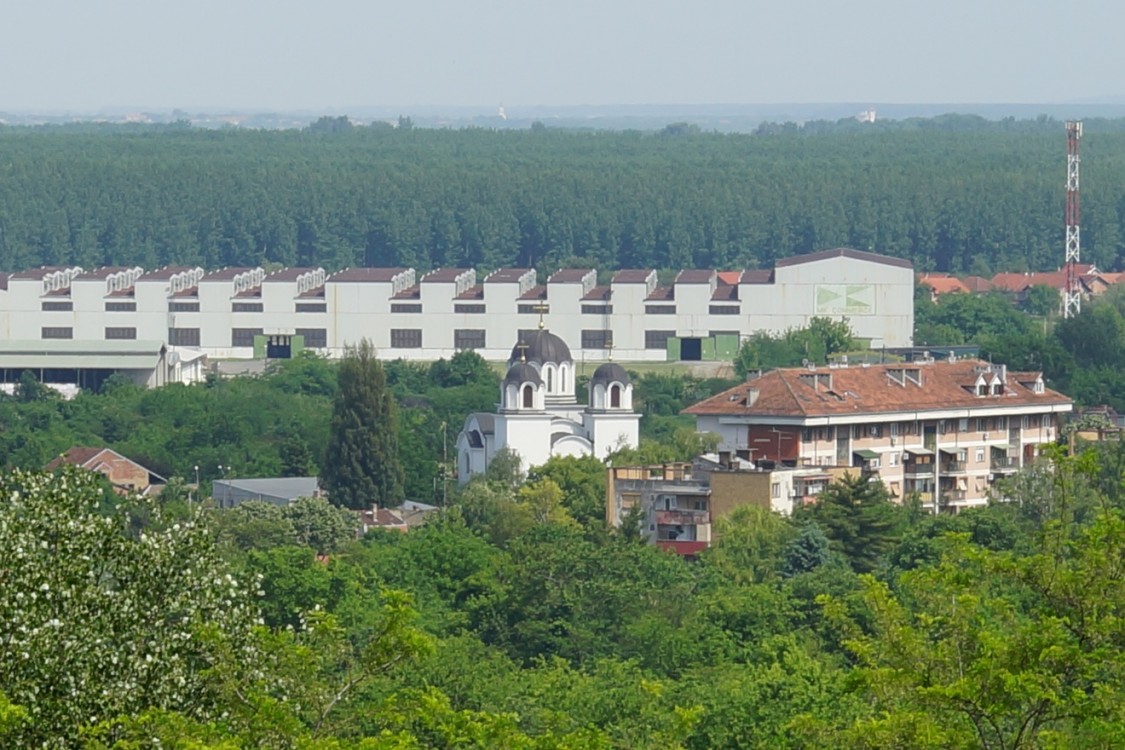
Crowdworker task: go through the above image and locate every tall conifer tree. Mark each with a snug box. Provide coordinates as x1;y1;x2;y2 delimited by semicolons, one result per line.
321;339;404;509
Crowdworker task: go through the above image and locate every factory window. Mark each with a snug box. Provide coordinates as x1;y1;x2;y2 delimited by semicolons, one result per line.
582;305;613;315
709;305;740;315
168;302;200;313
645;305;676;315
41;327;73;339
454;303;486;314
41;301;73;311
168;327;200;346
105;301;137;312
296;303;327;313
391;329;422;348
454;329;486;350
391;303;423;314
295;328;327;348
231;328;263;347
104;327;137;340
645;330;675;350
581;330;613;349
232;302;263;313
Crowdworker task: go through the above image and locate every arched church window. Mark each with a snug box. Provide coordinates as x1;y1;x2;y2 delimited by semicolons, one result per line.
523;384;534;408
610;384;621;408
546;366;553;391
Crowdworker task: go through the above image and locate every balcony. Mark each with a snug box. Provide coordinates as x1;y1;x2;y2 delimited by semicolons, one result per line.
656;540;709;556
655;509;708;526
940;461;967;474
990;456;1019;473
903;463;934;478
943;490;968;503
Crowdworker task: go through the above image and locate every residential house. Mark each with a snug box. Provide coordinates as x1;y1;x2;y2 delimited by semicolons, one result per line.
683;358;1072;512
46;446;167;495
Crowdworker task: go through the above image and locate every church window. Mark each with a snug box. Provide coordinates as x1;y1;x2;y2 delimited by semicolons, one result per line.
546;367;553;391
610;384;621;408
522;384;534;408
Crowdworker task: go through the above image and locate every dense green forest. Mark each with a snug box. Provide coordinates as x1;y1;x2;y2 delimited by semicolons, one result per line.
3;116;1125;274
3;434;1124;747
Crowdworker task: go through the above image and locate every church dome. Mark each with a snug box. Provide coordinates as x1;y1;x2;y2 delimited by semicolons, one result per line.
503;361;543;387
590;362;631;388
509;329;572;366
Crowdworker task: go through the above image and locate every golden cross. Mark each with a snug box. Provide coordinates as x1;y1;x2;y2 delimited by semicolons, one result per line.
516;339;529;363
533;302;549;330
607;336;615;362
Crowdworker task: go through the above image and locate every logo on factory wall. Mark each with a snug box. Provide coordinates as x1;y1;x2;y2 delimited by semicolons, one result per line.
816;284;874;315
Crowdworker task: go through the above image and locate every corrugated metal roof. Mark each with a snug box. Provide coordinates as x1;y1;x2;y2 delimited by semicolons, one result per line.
0;340;164;370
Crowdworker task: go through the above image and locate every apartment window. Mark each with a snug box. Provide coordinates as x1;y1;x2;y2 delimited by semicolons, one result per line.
802;428;813;442
581;329;613;349
870;424;882;438
168;327;200;346
709;305;740;315
518;304;549;315
646;305;676;315
391;303;422;314
582;304;613;315
41;327;73;339
104;327;137;340
231;328;263;347
454;329;486;350
295;328;327;348
232;302;264;313
391;329;422;348
41;301;73;312
169;302;200;313
959;418;969;432
105;301;136;312
454;303;486;314
296;303;327;313
890;422;900;437
957;449;968;462
975;449;985;463
771;482;781;498
889;452;899;467
645;330;675;350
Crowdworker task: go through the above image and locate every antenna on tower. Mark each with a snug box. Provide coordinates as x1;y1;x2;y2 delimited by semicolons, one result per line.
1064;120;1083;319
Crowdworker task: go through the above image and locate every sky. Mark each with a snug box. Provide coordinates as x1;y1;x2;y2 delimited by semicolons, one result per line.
1;0;1121;111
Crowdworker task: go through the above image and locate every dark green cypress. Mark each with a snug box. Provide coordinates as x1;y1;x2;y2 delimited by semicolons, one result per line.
321;340;404;509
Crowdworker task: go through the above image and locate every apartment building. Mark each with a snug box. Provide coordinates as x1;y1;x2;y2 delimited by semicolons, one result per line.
683;358;1073;512
605;458;855;555
0;248;914;365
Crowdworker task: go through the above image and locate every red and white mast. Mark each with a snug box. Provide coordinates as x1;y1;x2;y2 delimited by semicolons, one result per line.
1064;120;1083;318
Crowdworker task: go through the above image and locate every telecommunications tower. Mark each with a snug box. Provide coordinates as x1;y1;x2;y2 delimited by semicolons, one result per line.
1064;120;1083;318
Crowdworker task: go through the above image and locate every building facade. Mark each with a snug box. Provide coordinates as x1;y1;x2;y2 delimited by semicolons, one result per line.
456;329;641;482
0;248;914;364
683;358;1073;512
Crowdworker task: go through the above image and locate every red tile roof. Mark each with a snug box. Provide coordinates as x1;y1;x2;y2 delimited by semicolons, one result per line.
716;271;742;285
918;273;970;295
740;269;775;284
612;269;654;284
711;285;739;301
962;275;993;293
646;286;675;301
583;285;611;301
675;269;714;284
683;360;1070;419
519;285;547;301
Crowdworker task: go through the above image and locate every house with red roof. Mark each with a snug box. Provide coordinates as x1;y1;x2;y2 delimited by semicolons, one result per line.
46;447;166;496
683;358;1071;512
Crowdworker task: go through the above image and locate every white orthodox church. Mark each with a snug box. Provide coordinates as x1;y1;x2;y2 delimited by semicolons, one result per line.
456;328;641;484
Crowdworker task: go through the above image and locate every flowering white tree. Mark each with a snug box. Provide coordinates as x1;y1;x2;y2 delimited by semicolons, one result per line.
0;468;258;747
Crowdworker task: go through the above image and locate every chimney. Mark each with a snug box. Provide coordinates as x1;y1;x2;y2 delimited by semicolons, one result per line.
746;387;760;407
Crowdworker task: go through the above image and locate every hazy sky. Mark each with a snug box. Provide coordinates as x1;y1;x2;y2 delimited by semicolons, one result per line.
1;0;1119;111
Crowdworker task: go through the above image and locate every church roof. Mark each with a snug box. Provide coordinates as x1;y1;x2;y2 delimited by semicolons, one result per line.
503;361;543;387
509;329;572;366
590;362;631;387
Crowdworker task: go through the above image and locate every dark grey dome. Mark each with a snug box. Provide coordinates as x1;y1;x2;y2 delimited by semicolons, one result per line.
503;361;543;387
590;362;631;387
509;329;572;366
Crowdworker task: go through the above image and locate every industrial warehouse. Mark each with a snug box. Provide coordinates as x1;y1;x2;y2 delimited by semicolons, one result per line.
0;248;913;372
